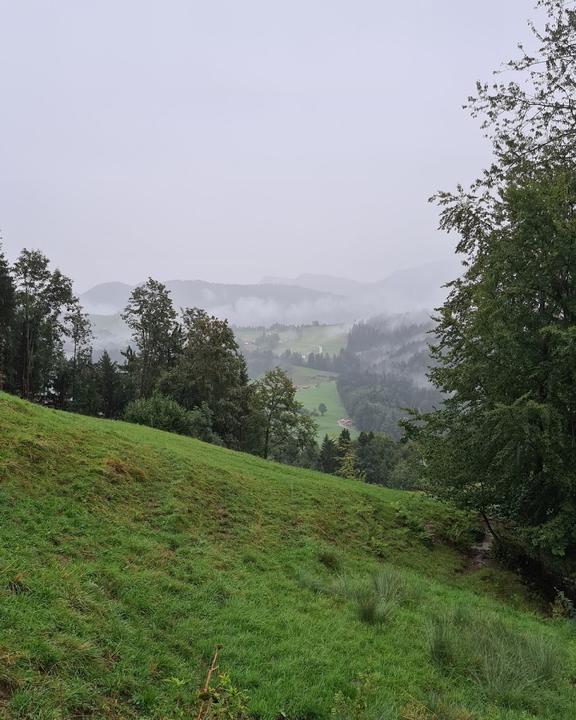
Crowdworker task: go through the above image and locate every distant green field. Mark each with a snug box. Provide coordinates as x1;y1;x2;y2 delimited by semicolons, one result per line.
286;365;355;438
235;323;349;357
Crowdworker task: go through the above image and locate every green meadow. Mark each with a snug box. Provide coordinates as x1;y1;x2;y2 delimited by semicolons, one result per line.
234;324;349;357
289;366;355;438
0;393;574;719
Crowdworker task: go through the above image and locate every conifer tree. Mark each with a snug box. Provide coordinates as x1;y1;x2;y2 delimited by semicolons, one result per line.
0;243;15;390
318;434;338;474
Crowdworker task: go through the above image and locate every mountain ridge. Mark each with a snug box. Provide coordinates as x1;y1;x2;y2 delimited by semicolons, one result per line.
80;262;461;327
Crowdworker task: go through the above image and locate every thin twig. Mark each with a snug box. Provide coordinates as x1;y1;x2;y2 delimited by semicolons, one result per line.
195;645;222;720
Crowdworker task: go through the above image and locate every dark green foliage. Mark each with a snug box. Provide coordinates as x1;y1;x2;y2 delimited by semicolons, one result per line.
0;246;100;411
318;434;338;473
159;308;250;448
338;370;440;440
414;171;576;555
336;316;440;440
50;303;95;413
64;303;93;405
336;428;351;456
94;351;129;418
122;278;180;398
0;243;15;389
250;367;317;460
11;249;76;400
354;433;398;486
388;443;422;490
552;590;576;620
410;1;576;558
123;394;214;440
318;430;421;488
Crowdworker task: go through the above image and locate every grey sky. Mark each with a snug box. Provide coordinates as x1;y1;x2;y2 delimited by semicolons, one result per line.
1;1;536;291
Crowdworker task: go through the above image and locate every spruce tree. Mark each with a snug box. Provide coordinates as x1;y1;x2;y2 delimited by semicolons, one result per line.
318;434;337;474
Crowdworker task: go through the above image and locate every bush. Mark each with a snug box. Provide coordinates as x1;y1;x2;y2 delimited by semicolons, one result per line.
123;395;215;440
393;498;483;551
551;589;576;620
190;671;250;720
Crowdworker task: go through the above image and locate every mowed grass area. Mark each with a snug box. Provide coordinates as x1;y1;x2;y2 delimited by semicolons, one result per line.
234;324;349;356
0;393;575;719
288;366;355;438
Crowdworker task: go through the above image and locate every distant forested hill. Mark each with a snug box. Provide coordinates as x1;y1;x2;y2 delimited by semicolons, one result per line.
337;314;441;438
81;279;346;324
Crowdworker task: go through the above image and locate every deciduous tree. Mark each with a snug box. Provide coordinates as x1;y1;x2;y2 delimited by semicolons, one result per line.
411;1;576;555
159;308;250;447
12;249;75;399
252;367;317;460
122;278;179;398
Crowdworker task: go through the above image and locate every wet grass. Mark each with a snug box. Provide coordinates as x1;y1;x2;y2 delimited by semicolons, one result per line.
0;392;575;719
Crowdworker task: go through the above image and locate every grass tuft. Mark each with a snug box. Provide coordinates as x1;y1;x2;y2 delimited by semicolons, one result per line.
350;567;406;625
299;566;406;625
429;605;567;710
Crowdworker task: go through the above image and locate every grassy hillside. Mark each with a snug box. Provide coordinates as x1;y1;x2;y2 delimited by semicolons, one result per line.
0;393;574;719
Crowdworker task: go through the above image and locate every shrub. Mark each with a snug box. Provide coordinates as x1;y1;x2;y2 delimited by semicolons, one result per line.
194;672;250;720
551;589;576;620
123;395;215;440
393;498;483;551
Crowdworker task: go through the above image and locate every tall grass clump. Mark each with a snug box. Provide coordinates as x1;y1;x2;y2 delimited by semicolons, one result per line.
299;565;407;626
351;567;406;625
429;605;566;710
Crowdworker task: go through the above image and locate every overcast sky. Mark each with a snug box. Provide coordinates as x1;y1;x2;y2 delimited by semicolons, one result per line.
0;1;537;291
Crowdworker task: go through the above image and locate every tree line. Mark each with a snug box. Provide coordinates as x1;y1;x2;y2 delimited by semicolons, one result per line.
0;261;316;461
0;256;410;485
318;428;418;488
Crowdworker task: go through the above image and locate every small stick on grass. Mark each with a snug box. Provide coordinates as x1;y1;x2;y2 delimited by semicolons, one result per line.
195;644;222;720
